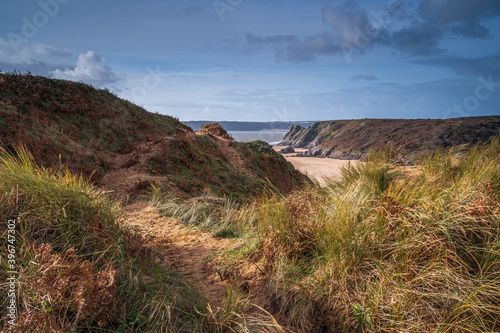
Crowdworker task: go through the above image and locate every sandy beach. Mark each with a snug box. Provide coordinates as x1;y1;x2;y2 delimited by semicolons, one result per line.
274;146;357;186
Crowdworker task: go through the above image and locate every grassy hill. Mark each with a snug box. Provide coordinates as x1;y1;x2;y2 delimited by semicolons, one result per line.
0;73;306;197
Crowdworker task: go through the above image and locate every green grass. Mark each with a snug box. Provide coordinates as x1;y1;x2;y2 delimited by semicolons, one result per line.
213;137;500;332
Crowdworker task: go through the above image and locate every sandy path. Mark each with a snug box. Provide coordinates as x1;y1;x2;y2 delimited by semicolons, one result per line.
124;202;290;332
124;202;238;306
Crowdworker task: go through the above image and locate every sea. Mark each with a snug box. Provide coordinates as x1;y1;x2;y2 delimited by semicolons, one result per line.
228;131;288;145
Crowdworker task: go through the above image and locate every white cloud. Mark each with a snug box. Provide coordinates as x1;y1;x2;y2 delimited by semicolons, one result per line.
51;51;117;85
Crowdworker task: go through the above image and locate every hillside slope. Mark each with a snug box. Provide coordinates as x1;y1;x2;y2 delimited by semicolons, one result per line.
281;118;500;158
0;73;305;197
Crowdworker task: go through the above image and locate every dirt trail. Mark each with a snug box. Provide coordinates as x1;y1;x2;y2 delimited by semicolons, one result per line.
124;201;291;331
125;201;236;306
101;142;160;198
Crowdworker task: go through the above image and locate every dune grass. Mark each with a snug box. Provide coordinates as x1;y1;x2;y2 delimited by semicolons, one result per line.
7;135;496;332
150;187;248;239
212;138;500;332
0;146;285;332
0;147;210;332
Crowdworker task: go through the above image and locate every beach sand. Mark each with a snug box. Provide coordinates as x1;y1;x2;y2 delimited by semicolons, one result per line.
274;146;357;186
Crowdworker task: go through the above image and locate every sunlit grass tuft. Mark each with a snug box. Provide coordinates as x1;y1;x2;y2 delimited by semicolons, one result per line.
151;185;246;238
200;285;284;333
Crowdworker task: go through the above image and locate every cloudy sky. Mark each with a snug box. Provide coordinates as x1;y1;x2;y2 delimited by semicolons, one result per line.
1;0;499;121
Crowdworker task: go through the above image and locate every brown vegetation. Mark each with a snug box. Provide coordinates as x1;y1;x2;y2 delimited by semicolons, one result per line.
211;139;500;332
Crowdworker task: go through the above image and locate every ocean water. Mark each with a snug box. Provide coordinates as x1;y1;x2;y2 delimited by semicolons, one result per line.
228;131;288;145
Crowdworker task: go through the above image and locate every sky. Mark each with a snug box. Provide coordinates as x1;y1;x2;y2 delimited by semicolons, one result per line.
0;0;499;121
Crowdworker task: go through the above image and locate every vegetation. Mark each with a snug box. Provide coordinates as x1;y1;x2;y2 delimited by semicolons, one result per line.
144;135;305;198
236;141;306;193
0;73;306;197
0;147;281;332
205;138;500;332
2;73;499;332
0;147;203;332
0;73;184;181
151;187;245;239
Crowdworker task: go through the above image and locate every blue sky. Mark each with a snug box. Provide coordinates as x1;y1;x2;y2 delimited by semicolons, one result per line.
1;0;499;121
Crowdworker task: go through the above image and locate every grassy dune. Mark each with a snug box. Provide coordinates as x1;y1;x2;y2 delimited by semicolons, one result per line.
199;138;500;332
2;137;499;332
0;147;206;332
0;74;306;198
0;147;282;332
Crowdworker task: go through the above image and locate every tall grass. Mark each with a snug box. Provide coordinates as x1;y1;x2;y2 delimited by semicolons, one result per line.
151;186;247;238
217;138;500;332
0;147;208;332
200;285;284;333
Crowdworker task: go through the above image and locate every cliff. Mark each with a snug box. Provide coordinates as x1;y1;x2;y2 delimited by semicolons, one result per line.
281;118;500;158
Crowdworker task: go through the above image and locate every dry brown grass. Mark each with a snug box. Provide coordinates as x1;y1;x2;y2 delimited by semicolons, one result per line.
22;243;124;330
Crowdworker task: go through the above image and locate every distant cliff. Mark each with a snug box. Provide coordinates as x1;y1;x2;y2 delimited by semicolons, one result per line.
280;118;500;158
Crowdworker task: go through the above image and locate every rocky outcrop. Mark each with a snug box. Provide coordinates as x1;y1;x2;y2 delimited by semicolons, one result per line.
296;148;365;160
281;124;320;148
280;118;500;159
278;146;295;154
196;123;234;141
